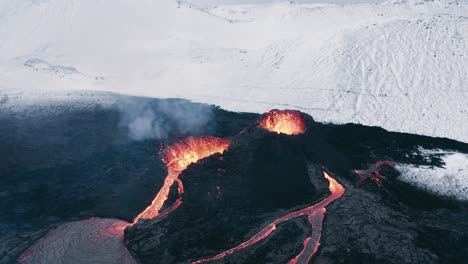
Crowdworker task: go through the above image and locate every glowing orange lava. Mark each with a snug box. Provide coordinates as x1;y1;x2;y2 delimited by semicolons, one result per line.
133;137;229;224
193;172;345;264
259;110;305;135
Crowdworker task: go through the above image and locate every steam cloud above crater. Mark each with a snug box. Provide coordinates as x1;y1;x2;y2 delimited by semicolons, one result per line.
117;97;214;141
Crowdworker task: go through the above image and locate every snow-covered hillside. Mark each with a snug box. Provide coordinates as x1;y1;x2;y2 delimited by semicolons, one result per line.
1;0;467;142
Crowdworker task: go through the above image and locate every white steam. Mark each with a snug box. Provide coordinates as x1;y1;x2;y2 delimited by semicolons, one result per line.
117;97;214;141
125;107;168;140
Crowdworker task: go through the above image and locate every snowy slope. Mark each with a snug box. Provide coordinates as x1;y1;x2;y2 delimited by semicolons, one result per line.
0;0;467;142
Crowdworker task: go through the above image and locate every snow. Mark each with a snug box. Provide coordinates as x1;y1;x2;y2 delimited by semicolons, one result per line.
397;150;468;201
190;1;385;7
0;0;468;143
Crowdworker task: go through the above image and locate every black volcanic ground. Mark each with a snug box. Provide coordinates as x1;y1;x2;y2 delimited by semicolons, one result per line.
1;94;467;264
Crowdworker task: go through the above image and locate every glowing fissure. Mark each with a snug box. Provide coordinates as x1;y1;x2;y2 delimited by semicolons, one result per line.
133;137;230;224
193;172;345;264
259;110;305;135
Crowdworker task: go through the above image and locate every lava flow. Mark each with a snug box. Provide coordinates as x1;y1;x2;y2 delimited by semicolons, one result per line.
259;110;305;135
133;137;230;224
193;172;345;264
354;161;396;188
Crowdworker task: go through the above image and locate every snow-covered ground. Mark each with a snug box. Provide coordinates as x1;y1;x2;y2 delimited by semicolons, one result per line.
0;0;467;143
397;149;468;201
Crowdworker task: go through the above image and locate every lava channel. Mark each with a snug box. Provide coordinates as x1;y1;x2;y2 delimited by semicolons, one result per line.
259;110;305;135
133;136;230;223
192;171;345;264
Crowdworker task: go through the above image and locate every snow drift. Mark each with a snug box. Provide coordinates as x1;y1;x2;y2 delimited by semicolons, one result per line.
0;0;467;143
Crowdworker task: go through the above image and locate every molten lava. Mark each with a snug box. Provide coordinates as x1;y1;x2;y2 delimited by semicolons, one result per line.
193;172;345;264
259;110;305;135
133;137;229;224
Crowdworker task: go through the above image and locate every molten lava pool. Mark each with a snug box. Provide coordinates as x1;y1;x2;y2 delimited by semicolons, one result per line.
18;218;137;264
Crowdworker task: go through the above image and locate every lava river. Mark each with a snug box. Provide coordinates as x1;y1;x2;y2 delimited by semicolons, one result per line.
193;172;345;264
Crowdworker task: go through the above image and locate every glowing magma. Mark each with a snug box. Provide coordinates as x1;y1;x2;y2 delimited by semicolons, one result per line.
193;172;345;264
259;110;305;135
133;137;230;224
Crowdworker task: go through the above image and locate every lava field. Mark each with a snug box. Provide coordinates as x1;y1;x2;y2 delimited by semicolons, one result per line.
1;96;467;264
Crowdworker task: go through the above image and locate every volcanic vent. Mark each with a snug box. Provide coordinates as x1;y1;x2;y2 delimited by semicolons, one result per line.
259;110;305;135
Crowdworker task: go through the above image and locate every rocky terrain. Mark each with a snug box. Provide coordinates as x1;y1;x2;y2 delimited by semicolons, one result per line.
1;95;467;263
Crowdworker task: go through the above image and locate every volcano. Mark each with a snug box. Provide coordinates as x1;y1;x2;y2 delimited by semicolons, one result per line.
2;97;468;264
125;110;346;263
